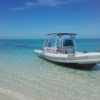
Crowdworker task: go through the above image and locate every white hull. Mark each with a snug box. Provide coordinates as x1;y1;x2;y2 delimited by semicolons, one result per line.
34;50;100;65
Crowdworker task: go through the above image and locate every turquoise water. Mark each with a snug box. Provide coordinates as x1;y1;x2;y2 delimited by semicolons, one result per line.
0;39;100;100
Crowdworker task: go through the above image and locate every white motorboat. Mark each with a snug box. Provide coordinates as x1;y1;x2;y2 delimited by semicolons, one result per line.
35;33;100;68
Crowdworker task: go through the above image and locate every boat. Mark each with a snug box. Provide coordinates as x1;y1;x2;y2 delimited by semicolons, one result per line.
34;33;100;69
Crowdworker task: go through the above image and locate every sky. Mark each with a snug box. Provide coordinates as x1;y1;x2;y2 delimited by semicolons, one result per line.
0;0;100;39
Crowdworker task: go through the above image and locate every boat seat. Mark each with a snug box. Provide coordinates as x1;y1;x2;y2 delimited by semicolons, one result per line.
63;46;74;54
44;47;58;53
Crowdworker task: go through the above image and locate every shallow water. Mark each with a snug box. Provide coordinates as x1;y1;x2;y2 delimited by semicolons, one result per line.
0;39;100;100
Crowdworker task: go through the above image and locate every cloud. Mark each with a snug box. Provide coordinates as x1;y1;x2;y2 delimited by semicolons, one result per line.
9;1;35;11
9;0;93;11
11;0;66;11
37;0;66;6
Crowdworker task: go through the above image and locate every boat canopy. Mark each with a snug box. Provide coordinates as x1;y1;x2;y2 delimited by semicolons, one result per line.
48;33;77;36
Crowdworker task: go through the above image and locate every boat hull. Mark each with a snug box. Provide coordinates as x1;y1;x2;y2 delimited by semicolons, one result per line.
39;56;95;70
35;50;100;69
